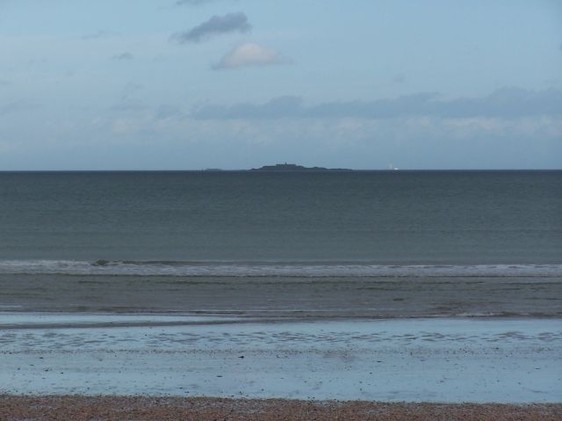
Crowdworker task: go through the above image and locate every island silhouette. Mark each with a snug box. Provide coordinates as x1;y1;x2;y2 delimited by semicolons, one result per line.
251;163;351;172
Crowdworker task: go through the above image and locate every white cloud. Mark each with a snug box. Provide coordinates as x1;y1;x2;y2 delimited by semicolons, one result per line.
213;43;289;70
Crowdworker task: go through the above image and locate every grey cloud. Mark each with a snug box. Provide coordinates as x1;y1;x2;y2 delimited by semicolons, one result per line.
176;0;219;5
0;102;19;116
393;74;406;84
155;104;184;120
112;52;134;61
81;30;117;40
0;101;38;116
176;0;236;6
111;103;148;113
308;93;439;119
118;82;144;107
171;12;250;44
194;96;303;119
191;88;562;120
440;87;562;118
192;93;438;119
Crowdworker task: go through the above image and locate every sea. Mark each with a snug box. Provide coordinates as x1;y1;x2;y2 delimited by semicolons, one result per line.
0;170;561;279
1;170;561;400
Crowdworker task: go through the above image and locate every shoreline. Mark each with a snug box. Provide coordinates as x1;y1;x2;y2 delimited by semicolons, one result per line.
0;395;561;420
1;276;561;407
1;315;560;402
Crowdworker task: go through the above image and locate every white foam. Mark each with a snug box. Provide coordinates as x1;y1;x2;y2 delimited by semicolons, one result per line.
0;312;237;327
0;260;561;277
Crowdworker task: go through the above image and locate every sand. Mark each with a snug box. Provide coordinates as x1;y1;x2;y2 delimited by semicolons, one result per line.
0;395;561;420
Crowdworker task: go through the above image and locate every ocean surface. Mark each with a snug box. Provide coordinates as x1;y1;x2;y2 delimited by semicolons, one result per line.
3;171;561;402
0;170;561;278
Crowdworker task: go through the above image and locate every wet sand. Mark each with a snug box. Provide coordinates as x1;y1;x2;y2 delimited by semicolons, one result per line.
1;316;560;401
1;395;561;421
1;275;561;418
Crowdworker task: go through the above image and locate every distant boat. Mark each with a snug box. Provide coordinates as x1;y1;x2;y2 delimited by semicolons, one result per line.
389;164;399;171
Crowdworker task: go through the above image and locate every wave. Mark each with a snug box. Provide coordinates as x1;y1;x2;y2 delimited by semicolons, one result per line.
0;260;561;277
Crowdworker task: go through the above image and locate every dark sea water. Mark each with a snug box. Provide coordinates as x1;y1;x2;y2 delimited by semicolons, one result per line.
0;170;561;278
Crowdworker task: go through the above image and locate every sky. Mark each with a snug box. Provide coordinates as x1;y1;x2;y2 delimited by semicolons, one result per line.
0;0;561;170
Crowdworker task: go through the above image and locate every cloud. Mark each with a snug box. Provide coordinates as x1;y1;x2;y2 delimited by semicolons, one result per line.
0;102;20;116
393;74;406;84
171;12;250;44
154;104;184;120
194;96;302;119
111;52;134;61
213;43;289;70
192;88;562;119
193;93;436;118
81;30;117;40
176;0;220;5
439;87;562;118
113;82;145;111
0;101;38;116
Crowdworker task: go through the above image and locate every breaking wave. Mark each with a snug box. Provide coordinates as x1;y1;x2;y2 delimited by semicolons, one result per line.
0;260;561;277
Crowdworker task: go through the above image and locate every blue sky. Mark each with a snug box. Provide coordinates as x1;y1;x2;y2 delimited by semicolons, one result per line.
1;0;561;169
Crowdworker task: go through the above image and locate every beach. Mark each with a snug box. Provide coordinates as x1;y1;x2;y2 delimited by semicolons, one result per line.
1;311;561;400
1;171;561;419
1;276;561;419
1;314;561;420
1;396;561;420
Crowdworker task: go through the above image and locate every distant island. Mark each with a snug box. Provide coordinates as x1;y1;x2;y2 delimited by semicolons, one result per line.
251;163;351;172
